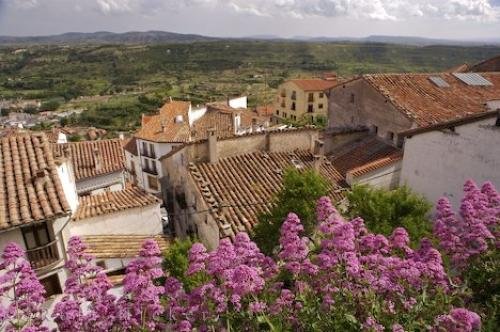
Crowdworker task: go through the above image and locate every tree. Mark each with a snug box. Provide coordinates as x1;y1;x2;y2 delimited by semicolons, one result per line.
40;99;62;111
346;185;432;246
253;167;329;255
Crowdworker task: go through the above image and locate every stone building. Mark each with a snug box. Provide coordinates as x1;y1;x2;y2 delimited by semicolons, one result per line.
274;77;337;124
160;127;402;250
328;72;500;146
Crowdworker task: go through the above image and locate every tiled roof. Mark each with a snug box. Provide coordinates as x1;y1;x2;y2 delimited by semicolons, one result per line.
188;150;347;239
470;55;500;72
0;133;71;230
290;79;338;91
81;235;170;258
135;101;192;143
53;139;125;181
328;136;402;177
123;136;138;156
363;72;500;128
190;108;235;140
73;187;160;221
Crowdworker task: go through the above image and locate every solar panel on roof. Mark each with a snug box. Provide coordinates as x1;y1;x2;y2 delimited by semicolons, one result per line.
453;73;493;86
429;76;450;88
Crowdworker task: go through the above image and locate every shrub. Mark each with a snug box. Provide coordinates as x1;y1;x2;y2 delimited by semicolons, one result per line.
347;185;432;246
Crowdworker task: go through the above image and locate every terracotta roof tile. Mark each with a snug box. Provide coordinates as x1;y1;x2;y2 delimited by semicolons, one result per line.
53;139;125;181
191;108;235;140
363;72;500;128
81;234;170;259
135;101;192;142
291;79;338;91
189;150;347;239
328;136;402;177
0;133;71;230
73;187;160;221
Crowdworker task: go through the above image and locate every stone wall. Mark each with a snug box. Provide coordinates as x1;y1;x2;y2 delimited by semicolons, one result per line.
328;79;413;144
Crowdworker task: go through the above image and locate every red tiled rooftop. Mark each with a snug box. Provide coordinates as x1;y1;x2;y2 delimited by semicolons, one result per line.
73;187;160;221
189;150;347;239
290;79;338;91
328;136;402;177
53;139;125;181
0;133;71;230
363;72;500;128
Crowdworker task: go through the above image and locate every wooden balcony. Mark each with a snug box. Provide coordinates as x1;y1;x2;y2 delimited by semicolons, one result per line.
26;240;61;271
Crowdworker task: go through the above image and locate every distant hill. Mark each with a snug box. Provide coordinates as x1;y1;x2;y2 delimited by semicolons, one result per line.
0;31;218;45
1;30;499;47
291;35;500;47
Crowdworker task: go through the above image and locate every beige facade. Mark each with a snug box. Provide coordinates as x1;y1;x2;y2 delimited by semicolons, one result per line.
274;80;335;124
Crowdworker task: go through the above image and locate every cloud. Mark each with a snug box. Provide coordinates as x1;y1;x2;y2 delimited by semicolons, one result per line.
4;0;39;9
114;0;498;21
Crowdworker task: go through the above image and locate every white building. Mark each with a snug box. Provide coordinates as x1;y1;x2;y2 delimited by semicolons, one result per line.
53;139;126;195
0;133;79;297
70;187;167;278
125;97;259;196
400;110;500;208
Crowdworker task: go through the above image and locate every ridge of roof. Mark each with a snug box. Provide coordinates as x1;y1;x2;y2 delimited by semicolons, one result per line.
73;187;160;221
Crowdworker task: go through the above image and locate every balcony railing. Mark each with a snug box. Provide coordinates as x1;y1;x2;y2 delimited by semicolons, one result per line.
26;240;60;271
141;149;156;159
143;167;158;175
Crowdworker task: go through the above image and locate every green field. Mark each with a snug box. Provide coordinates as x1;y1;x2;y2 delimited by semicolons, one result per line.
1;41;499;133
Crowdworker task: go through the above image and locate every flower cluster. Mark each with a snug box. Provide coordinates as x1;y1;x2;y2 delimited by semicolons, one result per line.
434;180;498;269
2;180;496;331
0;243;47;332
52;236;116;332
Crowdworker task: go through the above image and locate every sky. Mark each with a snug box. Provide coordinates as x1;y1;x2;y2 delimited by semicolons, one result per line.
0;0;500;40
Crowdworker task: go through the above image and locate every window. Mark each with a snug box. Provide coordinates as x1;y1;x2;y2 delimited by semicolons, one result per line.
319;92;324;98
371;125;378;134
291;102;296;111
386;131;394;141
141;141;148;155
318;103;324;109
350;93;355;103
151;160;157;173
276;110;279;115
149;143;156;158
308;93;314;102
291;91;296;100
283;112;287;118
22;223;51;250
148;175;159;191
496;115;500;127
307;105;314;113
280;89;286;97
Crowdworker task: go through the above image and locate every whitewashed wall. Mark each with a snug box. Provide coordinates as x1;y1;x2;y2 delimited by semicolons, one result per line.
57;161;79;212
228;96;248;109
70;204;162;236
347;161;402;189
401;117;500;208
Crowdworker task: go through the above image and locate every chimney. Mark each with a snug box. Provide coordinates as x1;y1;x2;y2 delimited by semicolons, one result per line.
207;127;218;164
161;120;168;133
313;155;323;172
313;139;325;156
93;147;101;172
169;96;173;103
